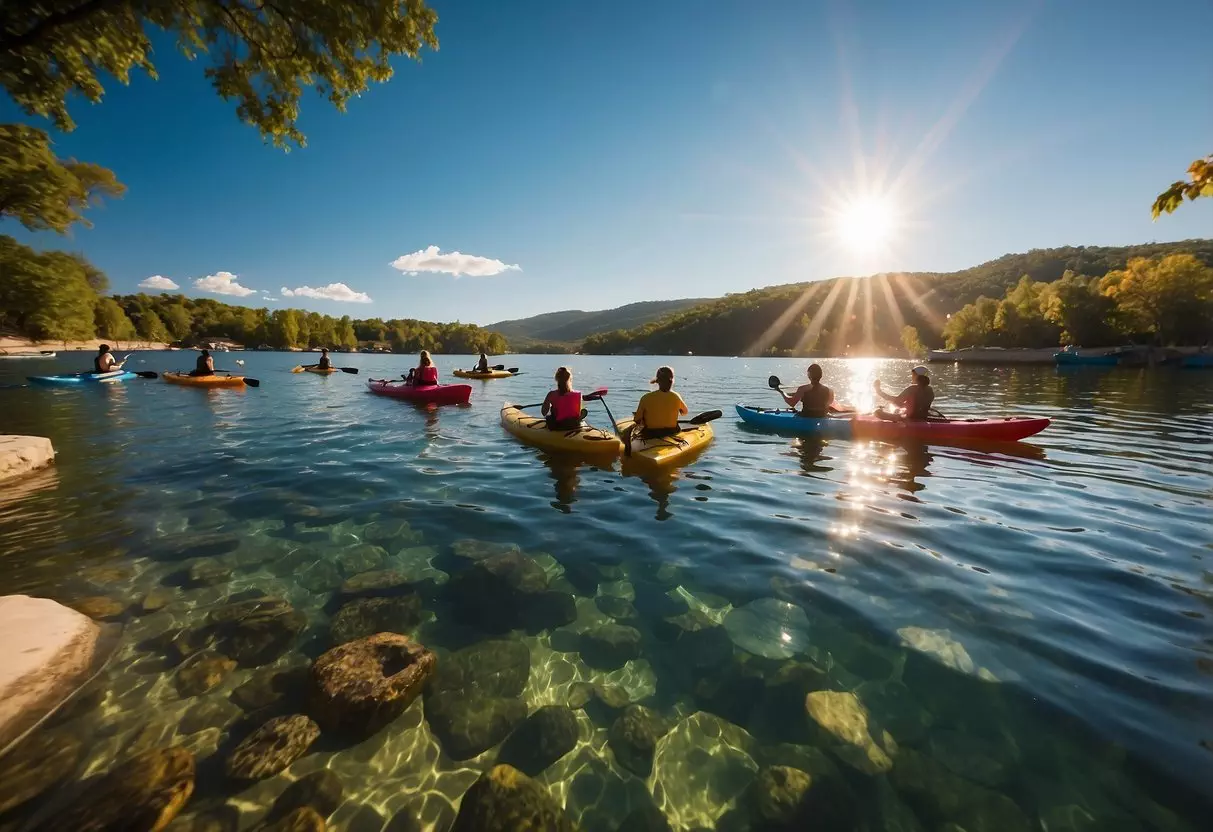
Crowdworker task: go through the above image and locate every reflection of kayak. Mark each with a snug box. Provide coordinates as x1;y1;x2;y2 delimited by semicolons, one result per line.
500;404;623;455
453;369;513;379
735;405;855;437
28;370;135;385
367;379;471;405
736;405;1049;442
164;372;246;388
616;418;714;469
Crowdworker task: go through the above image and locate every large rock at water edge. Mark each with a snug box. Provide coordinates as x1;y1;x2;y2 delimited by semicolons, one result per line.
49;746;195;831
451;764;577;832
225;715;320;781
309;633;436;737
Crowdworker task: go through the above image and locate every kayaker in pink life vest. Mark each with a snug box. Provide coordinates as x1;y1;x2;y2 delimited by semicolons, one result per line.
542;366;584;430
405;350;440;386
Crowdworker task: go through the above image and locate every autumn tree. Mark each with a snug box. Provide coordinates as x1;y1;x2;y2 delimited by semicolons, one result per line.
1038;271;1118;346
0;0;439;148
1100;255;1213;344
942;297;1000;350
1154;155;1213;218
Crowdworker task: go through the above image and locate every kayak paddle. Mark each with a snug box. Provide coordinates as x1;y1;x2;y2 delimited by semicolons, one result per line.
294;364;360;374
680;410;722;425
133;371;159;379
516;387;608;409
242;377;261;387
768;374;853;414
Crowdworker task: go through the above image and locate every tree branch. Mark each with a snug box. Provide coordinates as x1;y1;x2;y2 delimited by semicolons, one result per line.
0;0;129;54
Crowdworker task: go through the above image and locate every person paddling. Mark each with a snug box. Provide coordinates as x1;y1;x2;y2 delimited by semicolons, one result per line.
542;367;583;430
190;348;215;377
405;349;439;386
93;344;117;374
474;352;491;374
632;366;688;438
874;365;934;421
317;348;333;370
782;363;835;417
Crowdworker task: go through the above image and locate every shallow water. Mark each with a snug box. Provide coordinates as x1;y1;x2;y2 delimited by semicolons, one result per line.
0;352;1210;830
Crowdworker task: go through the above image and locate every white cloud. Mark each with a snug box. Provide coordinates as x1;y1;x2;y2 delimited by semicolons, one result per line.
139;275;179;291
194;271;256;297
280;282;372;303
390;245;520;278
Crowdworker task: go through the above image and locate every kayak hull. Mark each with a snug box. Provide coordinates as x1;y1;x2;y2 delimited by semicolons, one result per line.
735;405;855;437
164;372;246;388
303;367;339;375
367;379;471;405
851;414;1050;442
1054;352;1119;366
28;370;135;385
617;418;714;468
500;404;623;455
453;369;514;379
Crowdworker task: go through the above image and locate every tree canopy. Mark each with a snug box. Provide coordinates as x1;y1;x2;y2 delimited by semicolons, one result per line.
0;124;125;232
0;0;439;148
1153;154;1213;218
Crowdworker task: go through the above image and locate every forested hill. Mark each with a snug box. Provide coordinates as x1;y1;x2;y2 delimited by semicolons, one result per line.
488;298;709;346
581;239;1213;356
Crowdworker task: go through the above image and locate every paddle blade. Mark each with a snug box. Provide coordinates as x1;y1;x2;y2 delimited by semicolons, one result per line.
134;371;159;379
582;386;609;402
339;367;360;374
685;409;723;425
243;377;260;387
491;364;505;370
768;375;782;389
506;368;519;374
291;366;305;373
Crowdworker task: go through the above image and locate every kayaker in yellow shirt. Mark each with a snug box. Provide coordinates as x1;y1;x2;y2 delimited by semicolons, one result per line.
632;366;688;438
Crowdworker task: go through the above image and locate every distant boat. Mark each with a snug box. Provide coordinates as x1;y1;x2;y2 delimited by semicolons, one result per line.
0;351;57;359
1054;350;1119;367
1180;353;1213;368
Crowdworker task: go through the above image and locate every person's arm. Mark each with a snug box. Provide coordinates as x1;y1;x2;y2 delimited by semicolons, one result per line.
677;393;688;417
873;380;908;406
634;399;647;428
541;392;553;417
206;357;215;371
782;386;803;408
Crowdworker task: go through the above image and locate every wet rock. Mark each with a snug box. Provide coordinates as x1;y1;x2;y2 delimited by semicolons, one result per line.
748;765;813;826
333;544;388;575
892;747;1031;832
339;569;414;599
267;770;344;821
518;590;578;632
451;764;576;831
897;627;976;675
309;633;436;737
68;595;127;620
450;539;519;561
249;807;326;832
433;639;531;698
607;705;670;777
140;589;175;615
225;715;320;782
208;597;306;667
180;727;223;762
175;652;237;697
0;729;82;815
296;561;342;594
580;624;642;670
426;694;527;761
230;664;309;712
330;596;423;645
566;682;631;712
166;806;240;831
692;656;768;728
649;712;759;828
594;595;638;621
804;690;896;774
50;746;195;831
422;639;530;760
722;599;811;660
498;706;580;775
362;518;421;547
395;545;449;588
187;560;232;588
80;563;133;588
180;697;243;735
617;805;672;832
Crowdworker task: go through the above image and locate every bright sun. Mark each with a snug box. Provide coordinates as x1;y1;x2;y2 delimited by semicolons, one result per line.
833;195;899;253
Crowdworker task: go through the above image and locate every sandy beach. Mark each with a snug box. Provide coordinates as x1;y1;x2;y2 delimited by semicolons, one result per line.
0;337;172;354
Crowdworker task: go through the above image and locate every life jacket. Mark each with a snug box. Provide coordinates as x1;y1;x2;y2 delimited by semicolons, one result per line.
551;389;582;422
907;386;934;420
195;355;213;375
318;356;332;369
416;365;438;385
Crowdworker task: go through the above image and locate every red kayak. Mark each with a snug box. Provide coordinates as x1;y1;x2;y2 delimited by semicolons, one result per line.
851;414;1049;442
366;378;471;405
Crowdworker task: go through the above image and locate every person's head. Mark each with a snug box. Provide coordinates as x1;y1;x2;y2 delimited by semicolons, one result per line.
200;348;210;358
419;350;432;367
98;344;110;355
321;348;328;355
479;352;487;360
651;365;675;392
554;366;572;393
912;365;930;386
807;363;823;384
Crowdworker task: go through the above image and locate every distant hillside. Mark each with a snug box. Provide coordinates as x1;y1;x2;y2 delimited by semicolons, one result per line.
581;239;1213;356
489;298;709;346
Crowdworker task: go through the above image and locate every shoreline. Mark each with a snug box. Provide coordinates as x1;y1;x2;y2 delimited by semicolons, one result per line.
0;337;172;354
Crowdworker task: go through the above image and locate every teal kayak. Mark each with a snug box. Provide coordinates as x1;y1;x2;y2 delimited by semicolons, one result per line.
735;405;855;437
28;370;137;386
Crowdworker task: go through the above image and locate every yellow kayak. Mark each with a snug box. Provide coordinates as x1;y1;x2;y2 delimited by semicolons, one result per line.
454;369;514;379
163;372;246;388
302;367;338;375
500;404;623;455
616;418;715;469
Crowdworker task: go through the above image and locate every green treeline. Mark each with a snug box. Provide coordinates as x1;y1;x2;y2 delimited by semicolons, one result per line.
582;240;1213;355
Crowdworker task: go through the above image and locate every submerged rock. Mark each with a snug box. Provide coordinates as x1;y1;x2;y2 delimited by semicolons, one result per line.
649;712;759;829
594;594;638;621
267;769;344;821
296;560;343;594
187;560;232;588
445;550;573;633
207;597;306;667
450;764;576;832
0;729;83;815
748;765;813;826
50;746;195;831
68;595;128;620
140;589;175;615
892;747;1031;832
334;544;388;575
230;664;309;712
225;715;320;782
897;627;976;675
426;693;527;761
339;569;414;599
431;639;531;699
309;633;436;737
855;680;933;746
180;697;243;735
329;595;423;645
362;518;420;548
249;806;326;832
579;624;642;670
451;539;519;561
607;705;670;777
497;706;580;775
804;690;896;774
722;598;811;660
175;651;237;697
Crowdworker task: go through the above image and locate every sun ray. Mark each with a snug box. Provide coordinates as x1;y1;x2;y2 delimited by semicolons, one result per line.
794;278;848;354
828;276;863;356
746;281;828;356
892;273;946;333
877;273;908;345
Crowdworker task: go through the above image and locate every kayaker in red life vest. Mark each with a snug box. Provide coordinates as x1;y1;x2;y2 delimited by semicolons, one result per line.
542;366;584;430
405;350;439;386
93;344;117;374
782;363;835;417
190;349;215;377
874;365;935;421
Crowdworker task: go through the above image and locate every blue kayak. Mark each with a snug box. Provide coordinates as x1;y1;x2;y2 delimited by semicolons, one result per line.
735;405;855;437
28;370;137;386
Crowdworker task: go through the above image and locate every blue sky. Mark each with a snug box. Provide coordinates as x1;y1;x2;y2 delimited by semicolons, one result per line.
6;0;1212;325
